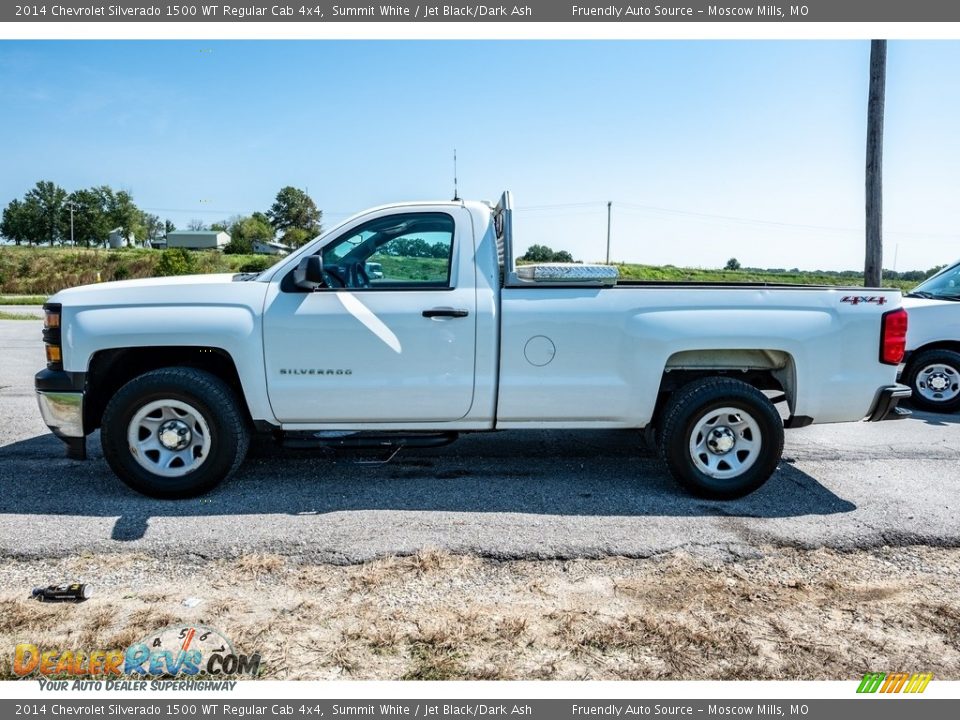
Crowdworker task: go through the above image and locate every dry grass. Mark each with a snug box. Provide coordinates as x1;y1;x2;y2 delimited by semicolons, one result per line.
1;546;958;681
235;553;286;579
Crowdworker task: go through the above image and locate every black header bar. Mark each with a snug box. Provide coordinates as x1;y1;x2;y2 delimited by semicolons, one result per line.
6;1;960;23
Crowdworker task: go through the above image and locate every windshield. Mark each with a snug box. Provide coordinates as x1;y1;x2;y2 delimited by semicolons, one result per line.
909;262;960;300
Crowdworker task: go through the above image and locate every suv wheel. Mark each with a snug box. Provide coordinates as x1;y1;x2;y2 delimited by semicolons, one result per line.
904;349;960;413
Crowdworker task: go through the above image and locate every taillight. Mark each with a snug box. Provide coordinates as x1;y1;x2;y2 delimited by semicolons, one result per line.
880;308;908;365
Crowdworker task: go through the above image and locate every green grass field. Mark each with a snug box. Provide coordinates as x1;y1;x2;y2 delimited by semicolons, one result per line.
0;246;276;296
369;254;449;282
0;311;37;320
0;295;47;305
0;245;919;298
611;262;916;291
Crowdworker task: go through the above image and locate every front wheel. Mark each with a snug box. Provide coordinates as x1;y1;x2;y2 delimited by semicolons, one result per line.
904;349;960;413
101;367;250;498
658;377;784;499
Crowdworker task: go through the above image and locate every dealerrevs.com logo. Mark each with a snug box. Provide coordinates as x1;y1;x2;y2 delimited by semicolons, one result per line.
857;672;933;694
14;625;261;690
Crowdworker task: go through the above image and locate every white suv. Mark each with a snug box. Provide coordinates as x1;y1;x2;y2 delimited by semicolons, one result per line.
901;261;960;412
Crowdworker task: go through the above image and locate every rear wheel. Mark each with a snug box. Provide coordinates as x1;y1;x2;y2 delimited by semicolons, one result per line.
658;377;784;499
904;349;960;413
101;367;249;498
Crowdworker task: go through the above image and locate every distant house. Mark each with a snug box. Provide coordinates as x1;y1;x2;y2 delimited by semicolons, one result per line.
166;230;230;250
252;240;292;256
108;228;136;248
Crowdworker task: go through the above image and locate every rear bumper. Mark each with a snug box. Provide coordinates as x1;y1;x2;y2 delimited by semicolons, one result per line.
865;384;912;422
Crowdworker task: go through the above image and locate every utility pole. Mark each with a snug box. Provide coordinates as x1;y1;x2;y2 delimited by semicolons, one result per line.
865;39;887;288
606;201;612;264
64;200;77;245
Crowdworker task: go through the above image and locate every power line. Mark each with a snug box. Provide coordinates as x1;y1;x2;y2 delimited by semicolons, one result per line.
514;201;606;212
140;206;254;216
514;200;957;241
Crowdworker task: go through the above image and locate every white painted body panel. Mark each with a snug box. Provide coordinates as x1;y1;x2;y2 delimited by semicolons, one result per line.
902;296;960;352
51;274;274;422
261;205;481;423
49;199;903;431
496;286;897;427
252;201;502;430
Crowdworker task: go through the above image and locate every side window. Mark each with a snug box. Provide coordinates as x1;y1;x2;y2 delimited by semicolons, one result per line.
319;212;455;289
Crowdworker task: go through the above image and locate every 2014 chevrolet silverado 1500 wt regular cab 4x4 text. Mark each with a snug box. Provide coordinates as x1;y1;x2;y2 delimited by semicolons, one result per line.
35;192;911;500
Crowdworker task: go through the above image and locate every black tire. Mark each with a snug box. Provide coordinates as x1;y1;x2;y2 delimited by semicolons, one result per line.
658;377;784;500
904;348;960;413
100;367;250;499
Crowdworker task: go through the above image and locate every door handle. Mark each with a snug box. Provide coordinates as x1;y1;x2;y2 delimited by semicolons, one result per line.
422;308;470;318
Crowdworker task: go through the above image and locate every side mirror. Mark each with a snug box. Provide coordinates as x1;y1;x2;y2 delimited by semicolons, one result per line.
293;255;325;291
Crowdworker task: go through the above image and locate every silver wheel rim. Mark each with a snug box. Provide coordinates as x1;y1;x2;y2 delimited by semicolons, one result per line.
127;399;212;478
916;363;960;403
689;406;762;480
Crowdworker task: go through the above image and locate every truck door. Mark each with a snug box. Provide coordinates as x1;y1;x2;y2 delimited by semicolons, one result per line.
261;206;477;423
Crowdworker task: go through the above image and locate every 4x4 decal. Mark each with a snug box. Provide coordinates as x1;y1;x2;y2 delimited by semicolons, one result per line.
842;295;888;306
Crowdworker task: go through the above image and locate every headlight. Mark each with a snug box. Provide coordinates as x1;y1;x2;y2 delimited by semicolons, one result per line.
43;307;60;329
42;303;63;370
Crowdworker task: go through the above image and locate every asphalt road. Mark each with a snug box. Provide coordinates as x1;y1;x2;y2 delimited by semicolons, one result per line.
1;318;957;563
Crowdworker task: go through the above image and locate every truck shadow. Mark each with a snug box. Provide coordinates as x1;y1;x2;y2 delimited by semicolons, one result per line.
0;430;855;543
905;407;960;427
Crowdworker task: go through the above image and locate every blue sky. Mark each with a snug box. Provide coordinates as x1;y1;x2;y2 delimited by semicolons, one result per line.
1;40;958;271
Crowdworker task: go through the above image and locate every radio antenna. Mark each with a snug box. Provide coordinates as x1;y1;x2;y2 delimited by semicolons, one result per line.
452;149;459;201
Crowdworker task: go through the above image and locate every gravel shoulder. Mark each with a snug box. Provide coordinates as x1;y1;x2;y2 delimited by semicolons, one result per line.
2;546;958;681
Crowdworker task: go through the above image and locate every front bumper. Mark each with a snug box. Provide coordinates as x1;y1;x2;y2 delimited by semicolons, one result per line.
865;383;912;422
35;368;88;459
36;391;84;438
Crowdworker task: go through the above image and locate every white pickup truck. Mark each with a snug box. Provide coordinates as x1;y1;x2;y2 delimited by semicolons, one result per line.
901;259;960;412
36;192;910;500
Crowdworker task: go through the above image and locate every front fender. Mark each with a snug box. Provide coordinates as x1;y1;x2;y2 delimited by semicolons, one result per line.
63;303;273;424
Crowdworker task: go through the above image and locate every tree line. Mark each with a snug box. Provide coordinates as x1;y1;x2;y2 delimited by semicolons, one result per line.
724;257;944;282
1;181;153;248
0;181;323;251
213;186;322;254
377;238;451;259
519;244;575;263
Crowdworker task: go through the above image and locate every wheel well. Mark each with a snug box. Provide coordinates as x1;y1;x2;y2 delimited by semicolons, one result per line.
652;349;797;427
84;346;251;432
659;368;786;394
907;341;960;365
